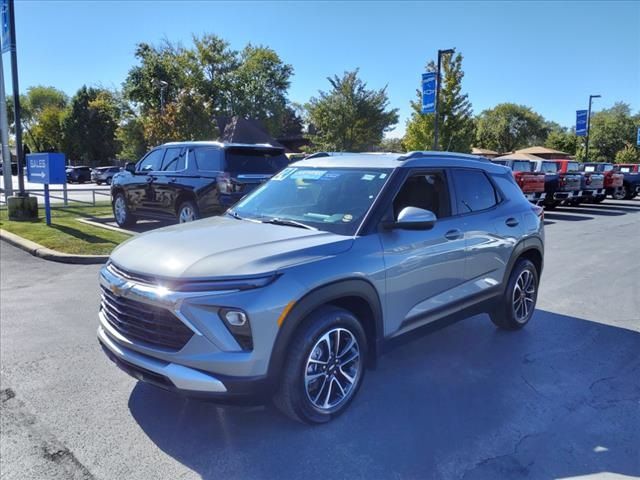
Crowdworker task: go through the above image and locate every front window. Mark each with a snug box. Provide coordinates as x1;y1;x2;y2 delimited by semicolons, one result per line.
231;167;392;235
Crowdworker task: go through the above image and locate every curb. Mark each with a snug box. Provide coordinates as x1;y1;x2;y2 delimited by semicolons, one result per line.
0;229;109;265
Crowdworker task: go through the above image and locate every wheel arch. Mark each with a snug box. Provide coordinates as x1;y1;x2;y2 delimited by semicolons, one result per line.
503;237;544;288
267;278;384;383
174;190;199;215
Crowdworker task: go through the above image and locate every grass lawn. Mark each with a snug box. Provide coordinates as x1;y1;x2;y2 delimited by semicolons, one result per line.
0;203;131;255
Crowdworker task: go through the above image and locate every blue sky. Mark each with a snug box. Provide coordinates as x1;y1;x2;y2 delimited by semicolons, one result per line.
7;0;640;137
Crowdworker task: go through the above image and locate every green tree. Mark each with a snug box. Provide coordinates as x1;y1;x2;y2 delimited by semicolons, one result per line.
63;86;121;165
229;45;293;135
544;124;578;156
587;102;638;161
306;69;398;151
404;53;475;152
7;86;68;151
614;143;639;164
475;103;547;153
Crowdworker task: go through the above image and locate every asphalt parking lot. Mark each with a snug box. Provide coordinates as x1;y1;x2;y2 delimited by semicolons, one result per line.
1;200;639;480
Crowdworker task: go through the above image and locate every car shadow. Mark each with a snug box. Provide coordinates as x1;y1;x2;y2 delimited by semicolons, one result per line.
128;310;640;480
50;224;120;244
543;212;593;221
585;203;640;213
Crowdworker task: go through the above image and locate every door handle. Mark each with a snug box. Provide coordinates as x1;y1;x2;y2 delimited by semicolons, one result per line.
444;229;463;240
505;217;520;227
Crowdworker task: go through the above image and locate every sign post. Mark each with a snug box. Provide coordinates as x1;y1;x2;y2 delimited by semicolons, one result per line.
26;153;66;226
637;127;640;146
576;110;588;137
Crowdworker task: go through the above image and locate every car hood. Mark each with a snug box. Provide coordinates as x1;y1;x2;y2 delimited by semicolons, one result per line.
109;216;354;279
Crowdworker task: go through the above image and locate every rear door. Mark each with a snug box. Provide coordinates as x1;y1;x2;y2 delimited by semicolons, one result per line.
450;168;518;293
153;147;187;216
190;146;224;215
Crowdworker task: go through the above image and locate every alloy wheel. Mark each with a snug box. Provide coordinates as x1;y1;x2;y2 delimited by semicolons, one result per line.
114;196;127;225
179;205;196;223
304;328;361;412
512;269;536;323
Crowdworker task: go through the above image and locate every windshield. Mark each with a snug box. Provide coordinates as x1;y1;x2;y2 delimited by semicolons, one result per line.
231;167;392;235
566;162;580;172
540;162;558;173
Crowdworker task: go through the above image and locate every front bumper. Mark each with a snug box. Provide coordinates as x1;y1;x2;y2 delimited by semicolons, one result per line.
99;323;275;403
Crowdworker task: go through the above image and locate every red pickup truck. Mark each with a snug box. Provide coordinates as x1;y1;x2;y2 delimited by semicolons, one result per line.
581;163;624;203
492;158;546;204
555;159;605;205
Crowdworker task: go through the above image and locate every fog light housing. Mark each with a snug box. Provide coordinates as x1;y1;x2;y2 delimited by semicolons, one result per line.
219;308;253;351
224;310;247;326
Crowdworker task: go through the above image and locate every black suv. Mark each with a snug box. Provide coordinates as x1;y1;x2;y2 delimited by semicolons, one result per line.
66;166;92;183
110;142;288;227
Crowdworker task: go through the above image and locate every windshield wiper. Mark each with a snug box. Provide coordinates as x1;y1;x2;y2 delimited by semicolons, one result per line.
260;217;316;230
227;210;243;220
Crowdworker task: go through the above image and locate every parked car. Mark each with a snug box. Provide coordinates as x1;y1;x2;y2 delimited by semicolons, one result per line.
98;151;545;423
555;159;605;205
580;163;624;202
110;142;289;227
613;164;640;200
530;159;581;209
66;166;92;183
491;158;546;204
91;166;121;185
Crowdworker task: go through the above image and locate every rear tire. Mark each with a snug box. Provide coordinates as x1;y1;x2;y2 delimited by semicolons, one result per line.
113;192;136;228
177;200;200;223
613;186;627;201
273;306;367;424
491;259;539;330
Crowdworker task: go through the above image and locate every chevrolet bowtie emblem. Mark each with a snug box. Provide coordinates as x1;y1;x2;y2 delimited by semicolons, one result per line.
109;281;130;297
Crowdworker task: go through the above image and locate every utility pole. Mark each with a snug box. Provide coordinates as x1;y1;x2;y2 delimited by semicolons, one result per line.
433;47;455;151
8;0;23;194
584;94;601;162
0;43;13;196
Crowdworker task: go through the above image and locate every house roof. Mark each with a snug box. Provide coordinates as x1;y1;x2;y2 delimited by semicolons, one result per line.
515;146;569;156
494;152;544;161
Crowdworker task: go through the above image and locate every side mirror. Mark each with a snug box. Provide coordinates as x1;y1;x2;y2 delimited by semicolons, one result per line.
383;207;437;231
125;162;137;174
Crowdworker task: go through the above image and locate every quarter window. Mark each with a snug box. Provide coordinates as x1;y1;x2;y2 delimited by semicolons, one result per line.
138;149;164;172
193;148;222;171
451;169;498;213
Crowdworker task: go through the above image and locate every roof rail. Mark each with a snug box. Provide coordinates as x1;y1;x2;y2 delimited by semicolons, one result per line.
397;151;491;162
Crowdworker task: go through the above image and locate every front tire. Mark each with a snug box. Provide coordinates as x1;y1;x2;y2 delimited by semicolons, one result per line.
273;306;367;424
113;192;136;228
491;259;539;330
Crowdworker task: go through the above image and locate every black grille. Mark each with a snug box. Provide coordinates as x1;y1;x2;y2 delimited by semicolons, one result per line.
100;286;193;351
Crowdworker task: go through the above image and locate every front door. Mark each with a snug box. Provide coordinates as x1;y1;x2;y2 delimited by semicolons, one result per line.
379;170;466;336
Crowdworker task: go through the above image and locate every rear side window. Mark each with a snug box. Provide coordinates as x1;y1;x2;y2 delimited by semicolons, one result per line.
138;149;164;172
540;162;558;173
192;147;222;172
162;147;186;171
451;169;498;213
512;161;531;172
225;148;288;174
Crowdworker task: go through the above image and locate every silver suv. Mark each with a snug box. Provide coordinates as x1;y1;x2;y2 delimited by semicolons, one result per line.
98;152;544;423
